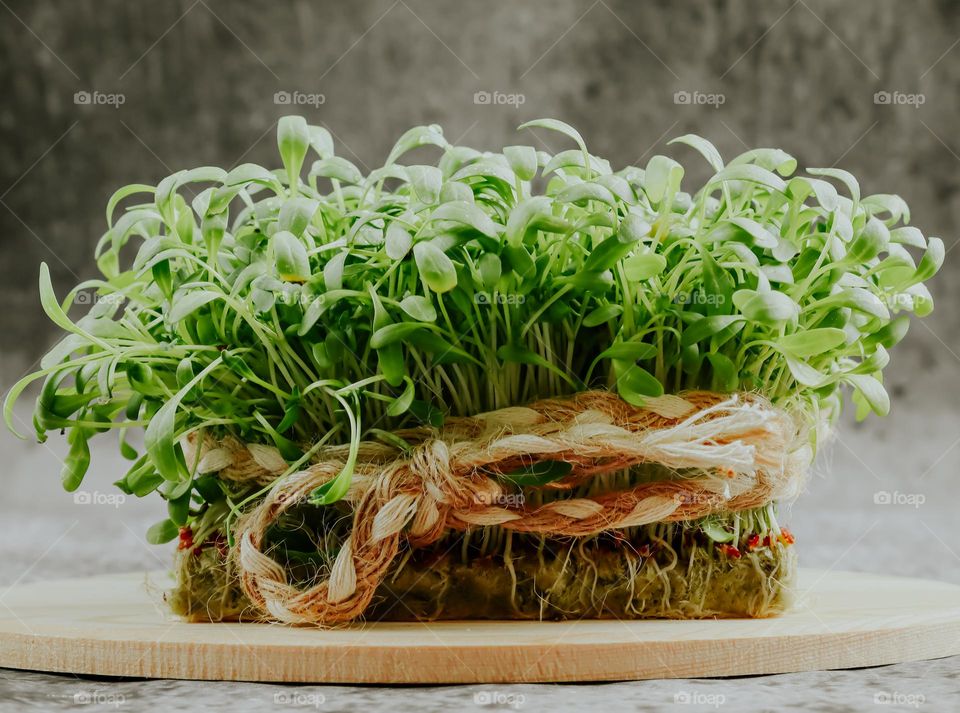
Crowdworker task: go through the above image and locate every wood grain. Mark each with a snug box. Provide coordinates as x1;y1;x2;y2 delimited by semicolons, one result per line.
1;569;958;683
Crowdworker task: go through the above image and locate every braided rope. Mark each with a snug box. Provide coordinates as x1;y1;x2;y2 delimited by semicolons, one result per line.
183;390;810;625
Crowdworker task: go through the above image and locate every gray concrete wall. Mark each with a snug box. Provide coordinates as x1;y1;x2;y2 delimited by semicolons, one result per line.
1;0;957;388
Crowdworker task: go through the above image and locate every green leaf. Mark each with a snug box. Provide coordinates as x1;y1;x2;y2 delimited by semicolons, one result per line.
613;360;664;405
519;119;589;158
406;165;443;204
409;399;445;428
126;464;165;498
119;429;139;460
706;352;738;392
224;163;279;189
583;235;637;273
701;518;735;543
708;165;787;194
477;253;502;291
450;159;518;189
644;155;684;205
61;427;91;492
278;116;310;190
278;197;319;237
848;345;890;375
167;487;191;526
430;201;501;238
106;183;156;228
734;290;799;324
169;290;222;323
385;223;413;261
501;460;573;487
596;341;658;362
807;167;861;205
913;237;944;283
151;259;173;299
890;226;926;249
669;135;724;172
542;149;601;177
556;269;614;292
385;124;447;165
864;316;910;349
699;249;734;316
785;356;829;387
322;251;347;291
505;196;570;247
127;363;164;396
144;357;222;482
146;518;180;545
310;157;363;184
503;244;536;279
222;350;256;379
582;304;623;327
680;315;743;347
370;322;429;349
273;230;311;282
386;377;415;417
191;475;222;503
817;288;889;320
846;374;890;417
557;182;617;207
623;252;666;281
308;125;334;158
727;217;778;248
399;295;437;322
730;148;796;176
497;344;577;388
503;145;538;181
276;389;302;434
414;240;458;293
776;328;846;358
848;217;889;263
407;331;480;366
38;264;85;337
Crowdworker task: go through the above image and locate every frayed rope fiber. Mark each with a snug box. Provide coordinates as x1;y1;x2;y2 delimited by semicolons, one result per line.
183;390;811;625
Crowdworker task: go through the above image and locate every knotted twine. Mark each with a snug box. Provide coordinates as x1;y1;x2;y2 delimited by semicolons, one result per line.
183;390;810;625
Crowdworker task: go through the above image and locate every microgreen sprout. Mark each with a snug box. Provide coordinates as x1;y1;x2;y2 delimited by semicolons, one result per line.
3;117;941;550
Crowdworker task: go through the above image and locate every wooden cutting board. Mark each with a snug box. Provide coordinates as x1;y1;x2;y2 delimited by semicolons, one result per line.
1;569;958;683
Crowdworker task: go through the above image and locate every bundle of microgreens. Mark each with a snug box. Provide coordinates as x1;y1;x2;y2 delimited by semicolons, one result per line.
4;117;941;620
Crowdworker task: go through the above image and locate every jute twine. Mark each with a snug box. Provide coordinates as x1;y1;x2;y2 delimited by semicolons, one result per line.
183;390;810;625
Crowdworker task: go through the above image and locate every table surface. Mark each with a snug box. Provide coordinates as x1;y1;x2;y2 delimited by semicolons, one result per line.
2;384;959;711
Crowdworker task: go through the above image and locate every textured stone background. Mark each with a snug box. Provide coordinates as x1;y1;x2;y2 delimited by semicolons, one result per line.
1;1;959;709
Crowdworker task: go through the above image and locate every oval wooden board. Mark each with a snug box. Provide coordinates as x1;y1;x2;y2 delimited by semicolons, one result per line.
1;569;958;683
